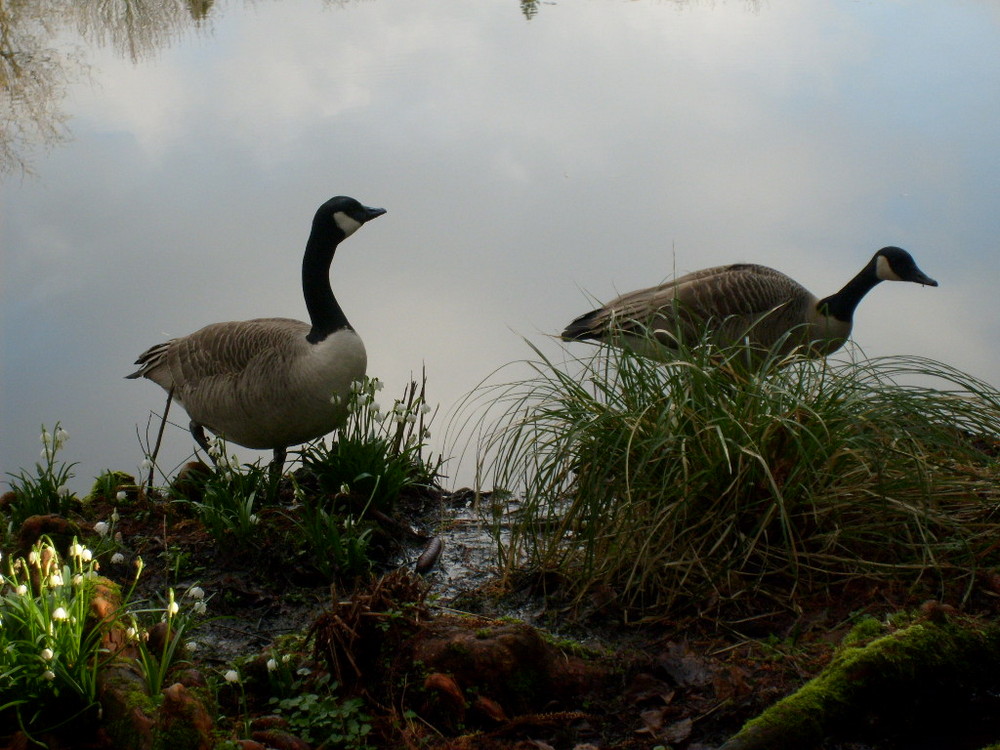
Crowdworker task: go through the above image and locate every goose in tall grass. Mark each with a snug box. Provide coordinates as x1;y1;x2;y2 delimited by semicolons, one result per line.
561;246;937;360
128;195;386;474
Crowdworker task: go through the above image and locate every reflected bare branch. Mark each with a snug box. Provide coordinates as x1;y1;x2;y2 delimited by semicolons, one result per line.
0;0;213;177
0;0;74;176
72;0;190;64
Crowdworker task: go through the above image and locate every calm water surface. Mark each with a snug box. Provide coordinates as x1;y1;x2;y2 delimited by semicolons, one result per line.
3;0;999;489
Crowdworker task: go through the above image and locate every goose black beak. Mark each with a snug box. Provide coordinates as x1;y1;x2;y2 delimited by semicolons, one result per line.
362;206;387;222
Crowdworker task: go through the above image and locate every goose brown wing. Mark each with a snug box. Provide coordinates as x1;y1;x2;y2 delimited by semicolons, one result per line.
127;318;309;391
563;264;806;342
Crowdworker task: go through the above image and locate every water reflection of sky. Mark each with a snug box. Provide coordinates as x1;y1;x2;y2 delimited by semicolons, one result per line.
3;0;999;490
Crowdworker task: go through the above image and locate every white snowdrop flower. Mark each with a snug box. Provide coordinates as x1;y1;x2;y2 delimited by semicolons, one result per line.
373;379;384;391
41;429;52;445
193;600;207;615
43;670;56;681
266;658;278;672
55;427;69;445
350;380;364;394
339;483;351;495
69;543;84;558
185;641;198;653
249;514;259;525
126;626;138;640
330;393;342;406
72;575;84;587
187;586;205;600
422;429;431;440
16;584;27;596
41;648;54;661
405;413;417;424
93;521;110;537
421;403;432;415
111;553;125;564
281;654;291;663
52;607;69;621
224;670;239;683
81;548;92;562
50;572;64;587
167;600;180;616
140;458;153;472
115;491;126;502
28;550;40;565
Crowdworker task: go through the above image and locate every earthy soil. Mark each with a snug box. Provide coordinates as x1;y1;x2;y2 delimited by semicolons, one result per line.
5;476;1000;750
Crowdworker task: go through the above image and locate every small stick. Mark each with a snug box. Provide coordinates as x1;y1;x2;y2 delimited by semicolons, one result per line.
145;388;173;490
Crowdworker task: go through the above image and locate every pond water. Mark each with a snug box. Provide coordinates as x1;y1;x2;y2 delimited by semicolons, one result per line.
2;0;999;491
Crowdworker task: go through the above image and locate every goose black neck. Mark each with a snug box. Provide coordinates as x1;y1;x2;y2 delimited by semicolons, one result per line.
302;229;349;344
817;263;882;322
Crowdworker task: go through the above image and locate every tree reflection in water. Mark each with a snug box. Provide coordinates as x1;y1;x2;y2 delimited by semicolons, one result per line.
0;0;212;176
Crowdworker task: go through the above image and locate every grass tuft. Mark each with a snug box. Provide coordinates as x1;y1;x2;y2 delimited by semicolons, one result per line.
470;328;1000;620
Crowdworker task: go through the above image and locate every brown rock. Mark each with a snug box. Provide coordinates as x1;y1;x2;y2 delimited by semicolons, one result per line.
17;514;80;555
158;682;215;750
97;664;155;750
170;461;213;502
250;729;311;750
422;672;467;721
250;715;292;731
411;621;554;712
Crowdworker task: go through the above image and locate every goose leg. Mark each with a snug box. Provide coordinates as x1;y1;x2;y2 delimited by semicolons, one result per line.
190;421;216;465
269;447;287;482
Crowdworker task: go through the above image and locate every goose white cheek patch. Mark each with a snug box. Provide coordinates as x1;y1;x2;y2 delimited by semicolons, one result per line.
333;212;363;238
875;254;903;281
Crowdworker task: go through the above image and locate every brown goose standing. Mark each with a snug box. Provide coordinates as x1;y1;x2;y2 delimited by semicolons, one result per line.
128;195;386;473
561;246;938;360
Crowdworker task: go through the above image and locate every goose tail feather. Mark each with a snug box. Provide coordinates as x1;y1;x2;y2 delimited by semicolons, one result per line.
126;341;172;379
560;309;602;341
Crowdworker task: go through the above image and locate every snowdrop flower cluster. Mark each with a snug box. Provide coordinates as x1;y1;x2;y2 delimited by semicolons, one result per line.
337;376;435;447
40;425;69;456
186;585;208;616
207;437;241;477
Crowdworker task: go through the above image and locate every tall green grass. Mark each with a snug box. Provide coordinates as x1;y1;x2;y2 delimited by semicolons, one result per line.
467;329;1000;619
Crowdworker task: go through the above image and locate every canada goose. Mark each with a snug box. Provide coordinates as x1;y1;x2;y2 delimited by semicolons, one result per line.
127;195;386;474
561;246;937;359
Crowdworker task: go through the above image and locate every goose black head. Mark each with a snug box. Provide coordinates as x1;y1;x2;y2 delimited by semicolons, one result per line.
873;246;938;287
315;196;387;240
